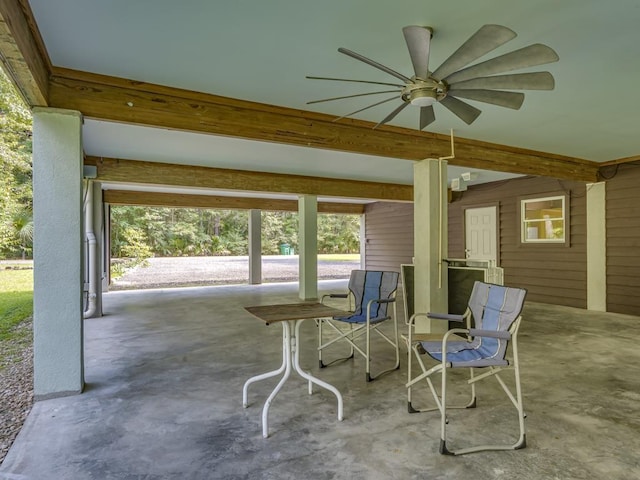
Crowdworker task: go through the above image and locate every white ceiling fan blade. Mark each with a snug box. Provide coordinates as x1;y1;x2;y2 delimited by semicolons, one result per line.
449;89;524;109
448;72;555;91
440;96;482;124
338;47;413;83
374;101;410;128
403;26;431;80
431;25;517;81
307;90;401;105
333;96;400;122
444;44;559;85
420;106;436;130
306;76;405;88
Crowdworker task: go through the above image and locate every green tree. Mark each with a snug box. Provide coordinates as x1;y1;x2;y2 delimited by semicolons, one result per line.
110;206;360;258
318;214;360;254
261;211;298;254
0;69;33;259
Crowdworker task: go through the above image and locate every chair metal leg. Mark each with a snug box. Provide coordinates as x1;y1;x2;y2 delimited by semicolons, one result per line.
318;303;400;383
439;365;527;455
318;320;358;368
366;307;401;382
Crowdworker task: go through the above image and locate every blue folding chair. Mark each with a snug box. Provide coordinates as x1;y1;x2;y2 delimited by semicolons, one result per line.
319;270;400;382
406;281;527;455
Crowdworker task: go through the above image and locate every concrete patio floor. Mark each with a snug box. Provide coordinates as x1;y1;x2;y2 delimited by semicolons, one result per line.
1;280;639;479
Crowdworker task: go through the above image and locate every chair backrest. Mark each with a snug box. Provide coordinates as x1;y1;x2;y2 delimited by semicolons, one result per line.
400;264;414;324
468;281;527;360
348;270;399;319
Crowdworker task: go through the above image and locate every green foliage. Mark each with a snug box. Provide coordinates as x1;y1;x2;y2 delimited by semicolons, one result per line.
0;68;33;259
110;207;360;258
120;227;152;260
261;211;298;254
317;214;360;254
110;226;152;279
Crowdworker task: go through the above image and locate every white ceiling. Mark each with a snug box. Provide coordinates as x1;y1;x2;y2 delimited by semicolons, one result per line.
28;0;640;198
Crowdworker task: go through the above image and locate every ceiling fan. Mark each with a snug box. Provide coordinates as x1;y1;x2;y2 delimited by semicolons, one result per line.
307;24;559;129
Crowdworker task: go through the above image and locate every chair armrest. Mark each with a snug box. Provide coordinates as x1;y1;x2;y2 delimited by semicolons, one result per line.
370;298;395;304
427;312;465;323
469;328;511;340
365;297;395;311
321;293;348;305
365;297;396;321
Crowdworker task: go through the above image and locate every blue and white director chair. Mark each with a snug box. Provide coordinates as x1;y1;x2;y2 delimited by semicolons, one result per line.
407;281;527;455
319;270;400;382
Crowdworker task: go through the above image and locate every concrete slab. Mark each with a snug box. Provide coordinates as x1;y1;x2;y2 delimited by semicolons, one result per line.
1;281;639;479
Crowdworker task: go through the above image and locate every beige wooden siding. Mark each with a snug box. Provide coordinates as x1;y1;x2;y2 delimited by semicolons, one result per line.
363;202;414;273
605;164;640;315
448;177;587;308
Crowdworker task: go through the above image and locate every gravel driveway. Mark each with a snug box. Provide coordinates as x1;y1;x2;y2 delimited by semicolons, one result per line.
111;255;360;290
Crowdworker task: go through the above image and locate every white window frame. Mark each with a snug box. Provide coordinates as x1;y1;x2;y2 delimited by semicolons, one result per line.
520;195;566;244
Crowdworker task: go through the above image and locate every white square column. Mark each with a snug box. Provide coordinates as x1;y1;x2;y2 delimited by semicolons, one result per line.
91;180;105;315
32;107;84;399
587;182;607;311
248;209;262;285
298;195;318;300
413;159;448;333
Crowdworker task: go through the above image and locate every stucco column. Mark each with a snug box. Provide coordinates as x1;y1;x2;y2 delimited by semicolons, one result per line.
413;159;448;333
298;195;318;300
248;209;262;284
586;182;606;311
32;107;84;399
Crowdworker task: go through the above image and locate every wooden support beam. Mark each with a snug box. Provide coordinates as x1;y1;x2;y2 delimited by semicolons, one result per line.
86;156;412;202
0;0;50;105
54;68;599;182
597;155;640;181
103;190;365;214
598;155;640;168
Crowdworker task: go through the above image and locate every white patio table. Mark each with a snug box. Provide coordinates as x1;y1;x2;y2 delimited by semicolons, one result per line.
243;302;348;438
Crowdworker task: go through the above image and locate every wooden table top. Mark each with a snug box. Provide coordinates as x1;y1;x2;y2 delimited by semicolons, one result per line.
244;302;349;325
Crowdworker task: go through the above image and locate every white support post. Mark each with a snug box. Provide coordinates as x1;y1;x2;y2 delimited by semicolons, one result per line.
298;195;318;300
32;107;84;399
359;213;366;269
413;159;449;333
91;181;104;316
248;209;262;285
586;182;607;311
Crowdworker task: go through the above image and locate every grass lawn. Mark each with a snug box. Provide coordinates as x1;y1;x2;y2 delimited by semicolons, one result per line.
0;268;33;357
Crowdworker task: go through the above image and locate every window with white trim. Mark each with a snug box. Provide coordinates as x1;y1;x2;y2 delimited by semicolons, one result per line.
521;196;565;243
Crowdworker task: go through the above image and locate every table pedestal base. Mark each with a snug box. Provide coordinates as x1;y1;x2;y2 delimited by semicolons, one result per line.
243;319;344;438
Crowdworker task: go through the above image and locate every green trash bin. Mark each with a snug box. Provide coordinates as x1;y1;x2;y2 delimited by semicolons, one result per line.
279;243;290;255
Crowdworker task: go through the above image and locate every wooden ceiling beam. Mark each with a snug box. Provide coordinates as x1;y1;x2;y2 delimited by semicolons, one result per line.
103;190;365;214
0;0;50;105
86;156;413;202
55;68;599;182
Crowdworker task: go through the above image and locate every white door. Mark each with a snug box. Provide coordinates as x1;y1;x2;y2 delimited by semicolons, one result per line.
465;206;497;263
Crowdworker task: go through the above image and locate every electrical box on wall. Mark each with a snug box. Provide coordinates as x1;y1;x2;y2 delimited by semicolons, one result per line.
451;177;467;192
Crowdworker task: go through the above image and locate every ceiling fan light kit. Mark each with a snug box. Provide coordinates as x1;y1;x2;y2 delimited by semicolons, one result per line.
307;24;559;129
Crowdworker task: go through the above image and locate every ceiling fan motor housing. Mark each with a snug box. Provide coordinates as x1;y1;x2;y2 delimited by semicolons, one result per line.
402;78;447;107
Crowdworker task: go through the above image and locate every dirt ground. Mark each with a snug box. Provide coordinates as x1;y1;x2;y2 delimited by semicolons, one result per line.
111;255;360;290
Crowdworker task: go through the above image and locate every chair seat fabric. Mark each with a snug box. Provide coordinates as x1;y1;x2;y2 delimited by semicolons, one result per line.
334;313;390;324
421;340;509;368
